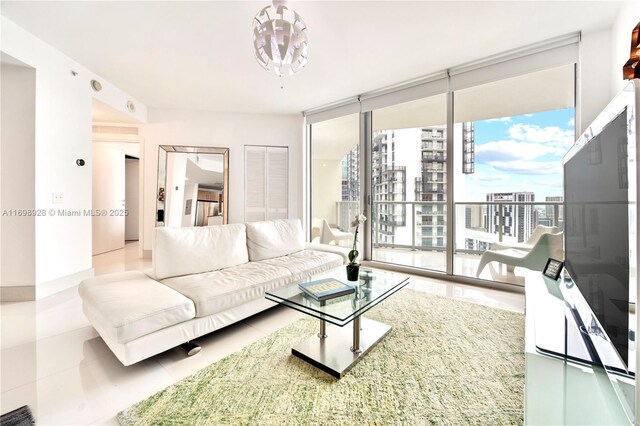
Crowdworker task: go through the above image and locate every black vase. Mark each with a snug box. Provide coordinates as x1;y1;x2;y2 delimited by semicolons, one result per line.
346;264;360;281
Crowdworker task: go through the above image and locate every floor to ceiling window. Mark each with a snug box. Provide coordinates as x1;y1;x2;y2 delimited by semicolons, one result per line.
452;64;575;284
305;35;578;287
369;94;448;272
309;113;360;246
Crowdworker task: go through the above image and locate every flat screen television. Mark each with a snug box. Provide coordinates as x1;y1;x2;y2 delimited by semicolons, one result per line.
563;80;639;380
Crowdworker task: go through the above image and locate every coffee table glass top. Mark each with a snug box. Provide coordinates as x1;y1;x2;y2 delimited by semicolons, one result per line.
265;267;409;327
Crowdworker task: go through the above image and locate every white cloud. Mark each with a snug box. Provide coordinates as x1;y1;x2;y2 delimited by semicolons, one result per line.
486;160;561;175
567;117;575;127
468;171;511;182
475;140;556;162
535;178;564;189
507;123;574;155
484;117;511;123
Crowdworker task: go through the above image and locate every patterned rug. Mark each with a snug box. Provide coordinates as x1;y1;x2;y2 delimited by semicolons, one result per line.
118;289;524;425
0;405;35;426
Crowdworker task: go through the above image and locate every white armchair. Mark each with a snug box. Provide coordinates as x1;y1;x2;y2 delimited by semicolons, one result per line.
476;232;564;277
319;219;353;245
491;225;561;252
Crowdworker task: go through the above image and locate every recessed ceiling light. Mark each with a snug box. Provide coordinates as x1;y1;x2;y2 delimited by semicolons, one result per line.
90;79;102;92
127;101;136;113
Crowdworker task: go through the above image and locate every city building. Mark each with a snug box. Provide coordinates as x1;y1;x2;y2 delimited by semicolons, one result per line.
341;144;359;202
365;123;473;249
545;196;564;228
416;125;447;248
487;192;536;243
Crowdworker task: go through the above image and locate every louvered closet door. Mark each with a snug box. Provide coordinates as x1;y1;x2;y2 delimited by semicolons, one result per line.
266;147;288;220
245;146;289;222
245;146;267;222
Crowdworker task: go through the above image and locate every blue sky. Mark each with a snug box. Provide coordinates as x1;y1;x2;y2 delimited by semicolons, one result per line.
460;107;575;201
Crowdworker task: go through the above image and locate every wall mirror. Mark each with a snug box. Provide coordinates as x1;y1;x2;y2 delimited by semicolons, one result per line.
156;145;229;227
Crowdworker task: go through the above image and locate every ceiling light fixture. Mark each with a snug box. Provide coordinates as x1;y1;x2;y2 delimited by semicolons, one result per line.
252;0;308;78
90;79;102;92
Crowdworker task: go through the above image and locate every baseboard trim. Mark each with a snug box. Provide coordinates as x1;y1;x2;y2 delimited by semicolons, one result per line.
0;286;36;302
36;268;95;300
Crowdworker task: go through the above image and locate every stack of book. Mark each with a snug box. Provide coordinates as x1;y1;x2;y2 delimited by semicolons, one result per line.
298;278;355;301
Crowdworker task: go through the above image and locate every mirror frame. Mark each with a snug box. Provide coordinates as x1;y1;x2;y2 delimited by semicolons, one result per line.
156;145;229;227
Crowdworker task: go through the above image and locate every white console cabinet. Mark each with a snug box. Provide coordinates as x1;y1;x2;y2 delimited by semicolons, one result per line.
525;273;632;424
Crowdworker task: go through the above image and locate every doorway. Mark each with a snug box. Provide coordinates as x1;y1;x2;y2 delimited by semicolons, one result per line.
91;99;142;255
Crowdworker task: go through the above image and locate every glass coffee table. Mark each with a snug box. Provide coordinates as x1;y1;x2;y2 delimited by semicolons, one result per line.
265;267;409;379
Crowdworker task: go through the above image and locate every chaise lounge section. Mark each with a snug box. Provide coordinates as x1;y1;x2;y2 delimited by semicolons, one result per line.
79;219;346;366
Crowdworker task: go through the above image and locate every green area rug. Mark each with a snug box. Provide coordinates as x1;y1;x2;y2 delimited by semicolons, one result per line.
118;289;524;425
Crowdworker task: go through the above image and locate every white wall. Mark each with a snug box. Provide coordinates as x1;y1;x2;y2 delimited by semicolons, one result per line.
611;1;640;96
140;109;303;252
580;29;614;134
1;17;146;296
125;158;139;240
0;60;36;299
579;1;640;134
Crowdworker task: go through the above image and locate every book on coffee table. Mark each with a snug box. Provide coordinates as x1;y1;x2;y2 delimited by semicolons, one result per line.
299;278;355;301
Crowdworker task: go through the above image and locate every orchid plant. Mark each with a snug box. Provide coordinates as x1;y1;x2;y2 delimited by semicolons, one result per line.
348;213;367;266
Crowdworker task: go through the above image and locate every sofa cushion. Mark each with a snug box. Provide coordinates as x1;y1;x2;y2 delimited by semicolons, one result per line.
259;249;344;281
245;219;305;261
153;224;249;279
79;271;196;344
160;262;293;317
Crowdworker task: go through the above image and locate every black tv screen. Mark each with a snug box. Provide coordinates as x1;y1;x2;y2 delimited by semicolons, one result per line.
564;109;630;367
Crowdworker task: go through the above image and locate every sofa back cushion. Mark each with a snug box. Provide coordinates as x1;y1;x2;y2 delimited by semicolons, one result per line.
153;224;249;279
245;219;305;261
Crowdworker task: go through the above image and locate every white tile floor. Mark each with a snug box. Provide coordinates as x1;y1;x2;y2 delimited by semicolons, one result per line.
1;241;524;425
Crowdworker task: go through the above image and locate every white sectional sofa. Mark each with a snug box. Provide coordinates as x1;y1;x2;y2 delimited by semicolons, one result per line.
79;219;346;366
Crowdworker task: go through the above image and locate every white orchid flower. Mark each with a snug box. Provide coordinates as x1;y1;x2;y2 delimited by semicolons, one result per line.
348;213;367;265
351;214;367;227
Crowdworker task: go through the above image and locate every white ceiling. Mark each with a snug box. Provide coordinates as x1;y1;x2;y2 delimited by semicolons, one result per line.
1;1;623;115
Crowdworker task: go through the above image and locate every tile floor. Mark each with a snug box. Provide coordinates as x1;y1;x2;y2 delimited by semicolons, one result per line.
1;241;524;425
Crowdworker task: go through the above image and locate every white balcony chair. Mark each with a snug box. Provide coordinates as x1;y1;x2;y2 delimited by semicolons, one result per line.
491;225;561;252
319;219;353;246
476;232;564;277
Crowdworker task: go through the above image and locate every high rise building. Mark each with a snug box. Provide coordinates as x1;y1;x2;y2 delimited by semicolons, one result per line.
487;192;535;243
465;204;486;230
341;145;360;202
371;131;410;245
416;125;447;248
342;123;474;249
462;122;475;174
545;196;564;227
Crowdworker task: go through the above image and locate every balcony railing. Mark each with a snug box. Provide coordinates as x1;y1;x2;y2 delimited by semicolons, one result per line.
422;155;446;162
336;200;563;253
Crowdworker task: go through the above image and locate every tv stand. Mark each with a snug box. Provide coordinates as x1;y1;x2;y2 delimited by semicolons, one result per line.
524;272;631;424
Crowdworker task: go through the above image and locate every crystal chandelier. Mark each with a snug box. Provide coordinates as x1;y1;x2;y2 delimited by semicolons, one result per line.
252;0;309;77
